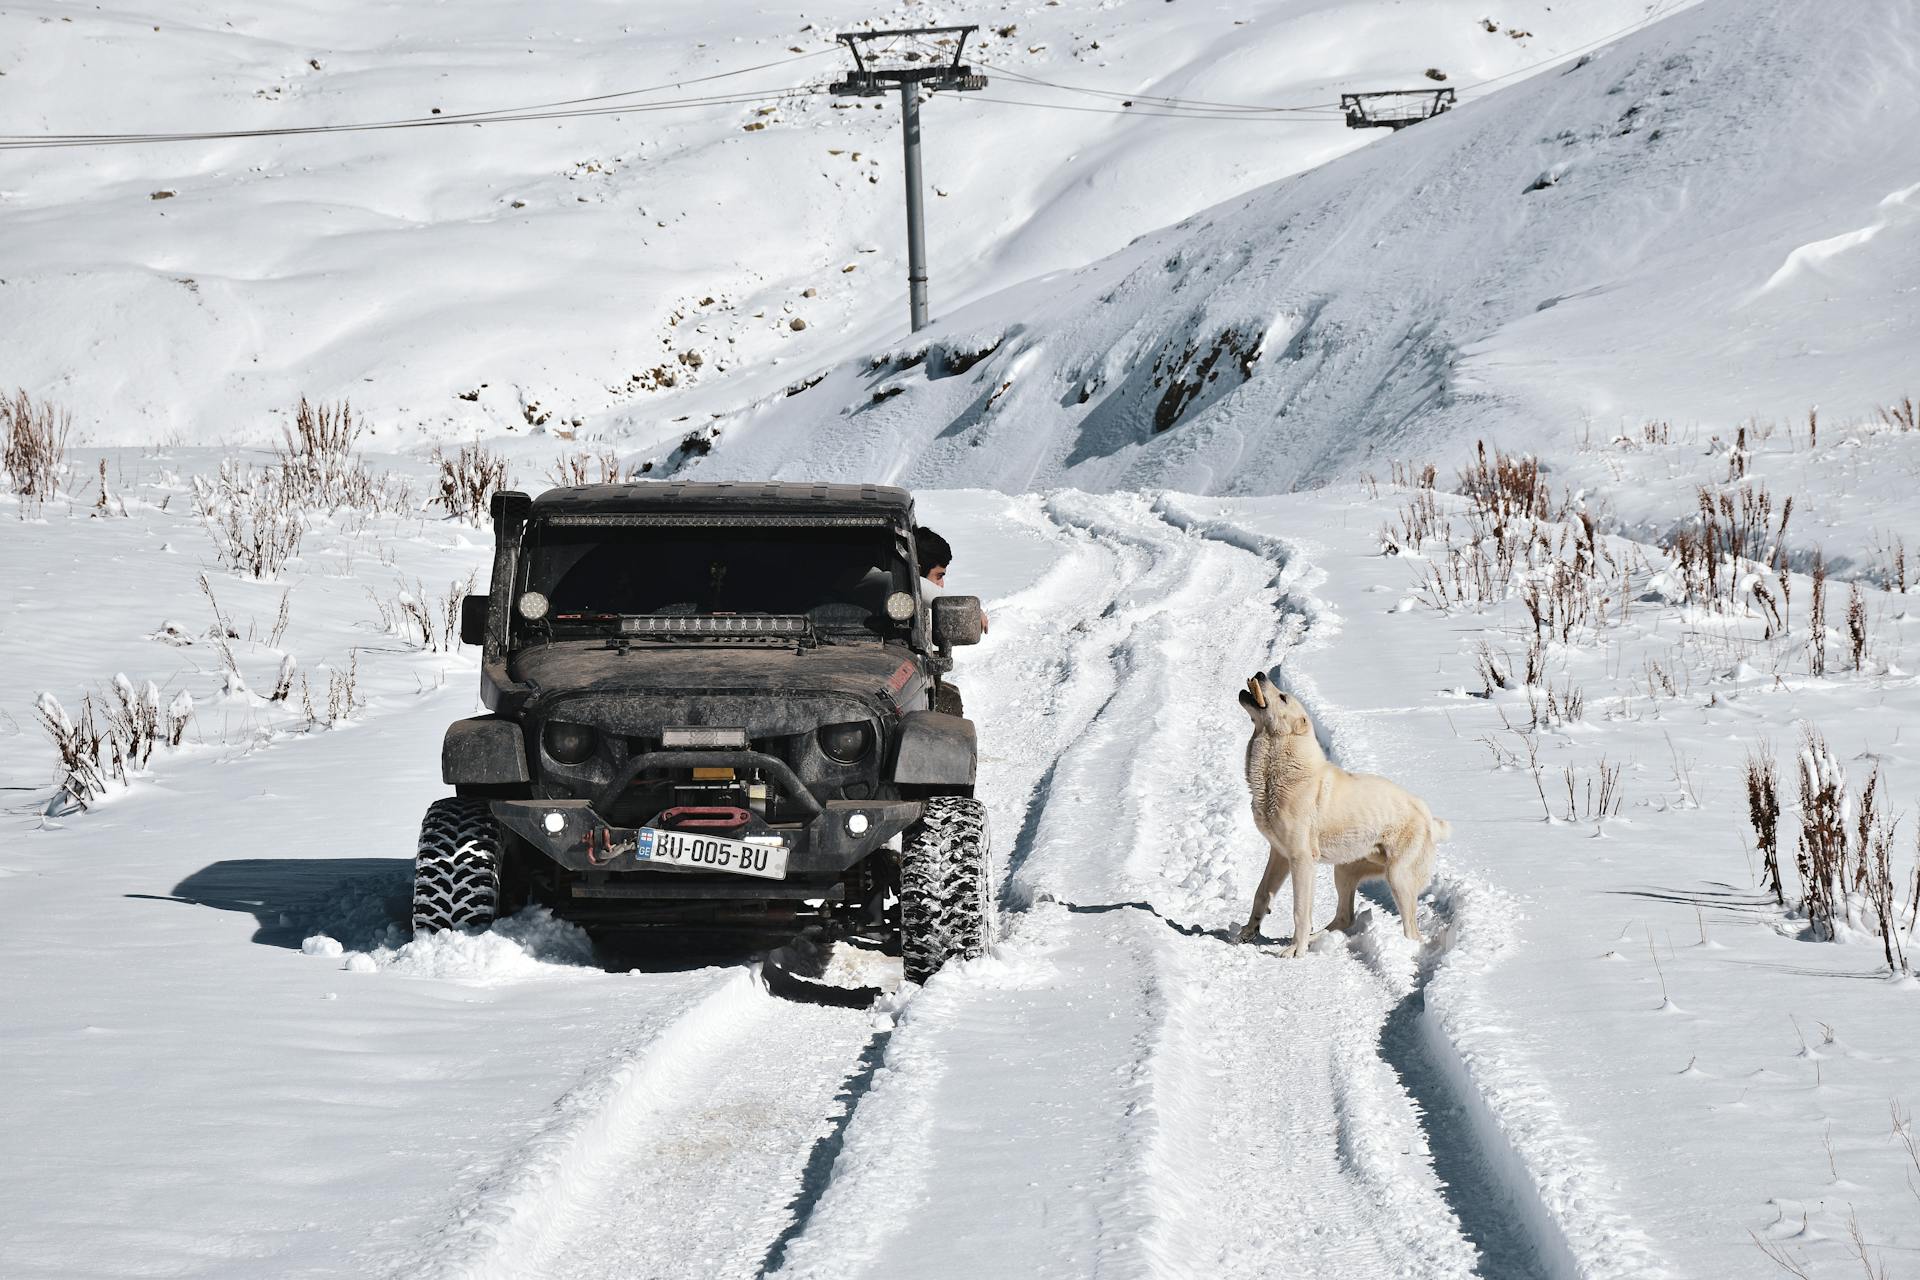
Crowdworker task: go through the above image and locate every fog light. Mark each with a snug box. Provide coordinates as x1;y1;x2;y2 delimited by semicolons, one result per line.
543;811;566;834
846;812;871;836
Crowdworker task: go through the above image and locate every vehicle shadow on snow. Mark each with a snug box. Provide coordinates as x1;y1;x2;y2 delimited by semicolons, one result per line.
138;860;805;981
135;857;412;948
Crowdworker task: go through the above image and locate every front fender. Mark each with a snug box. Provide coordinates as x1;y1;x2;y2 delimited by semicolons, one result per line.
441;716;530;786
891;710;976;788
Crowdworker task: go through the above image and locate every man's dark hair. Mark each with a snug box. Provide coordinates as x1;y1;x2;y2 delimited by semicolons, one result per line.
914;526;952;572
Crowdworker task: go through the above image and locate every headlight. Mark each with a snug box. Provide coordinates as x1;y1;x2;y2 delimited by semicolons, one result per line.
818;720;874;764
543;721;597;764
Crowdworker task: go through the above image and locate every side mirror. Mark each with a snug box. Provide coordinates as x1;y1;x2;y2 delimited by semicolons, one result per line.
460;594;490;647
932;595;985;648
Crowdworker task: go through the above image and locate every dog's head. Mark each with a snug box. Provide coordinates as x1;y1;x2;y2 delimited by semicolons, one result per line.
1238;672;1311;737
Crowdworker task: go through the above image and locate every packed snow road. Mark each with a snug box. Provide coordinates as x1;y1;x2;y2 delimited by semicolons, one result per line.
3;489;1549;1279
382;493;1497;1280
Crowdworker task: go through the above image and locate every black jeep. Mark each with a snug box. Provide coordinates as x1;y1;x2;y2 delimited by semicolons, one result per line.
415;481;992;983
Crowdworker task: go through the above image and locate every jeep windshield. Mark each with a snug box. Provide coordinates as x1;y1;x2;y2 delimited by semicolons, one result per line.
516;518;912;640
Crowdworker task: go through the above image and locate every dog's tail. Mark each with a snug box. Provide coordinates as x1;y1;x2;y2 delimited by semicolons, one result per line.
1430;817;1452;843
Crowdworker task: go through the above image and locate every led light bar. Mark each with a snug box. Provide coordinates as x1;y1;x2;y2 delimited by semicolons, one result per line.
661;726;750;750
547;514;892;528
620;615;810;637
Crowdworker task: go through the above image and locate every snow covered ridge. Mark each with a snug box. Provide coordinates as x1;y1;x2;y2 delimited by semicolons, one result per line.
697;0;1919;494
2;0;1674;447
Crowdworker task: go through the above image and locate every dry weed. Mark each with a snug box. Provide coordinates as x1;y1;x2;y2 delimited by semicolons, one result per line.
431;442;510;524
3;388;72;514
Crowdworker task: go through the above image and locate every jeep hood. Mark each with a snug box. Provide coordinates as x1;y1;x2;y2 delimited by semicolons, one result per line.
509;640;928;731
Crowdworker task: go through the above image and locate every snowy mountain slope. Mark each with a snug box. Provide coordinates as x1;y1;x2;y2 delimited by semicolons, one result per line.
0;0;1669;447
686;0;1919;494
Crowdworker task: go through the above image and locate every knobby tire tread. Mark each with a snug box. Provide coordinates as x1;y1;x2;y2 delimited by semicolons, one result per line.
412;797;502;932
900;796;993;984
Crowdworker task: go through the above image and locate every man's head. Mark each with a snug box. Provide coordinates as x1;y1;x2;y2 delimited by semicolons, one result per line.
915;526;952;587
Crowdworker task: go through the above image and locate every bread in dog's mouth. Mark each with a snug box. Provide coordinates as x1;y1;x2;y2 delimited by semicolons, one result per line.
1246;676;1266;708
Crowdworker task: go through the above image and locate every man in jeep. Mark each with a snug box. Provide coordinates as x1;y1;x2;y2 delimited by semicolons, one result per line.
913;524;983;715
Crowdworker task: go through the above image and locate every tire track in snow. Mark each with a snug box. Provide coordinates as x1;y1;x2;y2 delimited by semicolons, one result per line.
1163;500;1666;1280
415;502;1151;1280
764;499;1176;1279
405;965;886;1280
769;493;1480;1279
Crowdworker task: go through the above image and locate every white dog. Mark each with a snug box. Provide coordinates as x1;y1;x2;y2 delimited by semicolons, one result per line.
1236;672;1447;955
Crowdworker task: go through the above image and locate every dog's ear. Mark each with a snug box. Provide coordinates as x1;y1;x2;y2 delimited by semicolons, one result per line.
1290;709;1313;736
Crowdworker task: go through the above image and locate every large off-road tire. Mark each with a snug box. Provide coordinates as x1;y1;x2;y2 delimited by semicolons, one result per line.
412;797;503;932
900;796;993;984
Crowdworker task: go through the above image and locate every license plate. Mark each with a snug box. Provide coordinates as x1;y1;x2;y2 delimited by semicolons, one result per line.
633;826;789;880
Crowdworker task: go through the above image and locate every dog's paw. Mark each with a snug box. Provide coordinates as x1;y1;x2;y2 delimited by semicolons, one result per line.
1236;922;1262;944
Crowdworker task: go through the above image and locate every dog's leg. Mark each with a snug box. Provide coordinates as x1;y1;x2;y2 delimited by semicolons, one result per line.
1287;846;1317;958
1239;843;1291;942
1328;861;1371;932
1385;839;1430;944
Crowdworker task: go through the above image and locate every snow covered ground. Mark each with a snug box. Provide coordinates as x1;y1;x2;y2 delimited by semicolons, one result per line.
8;459;1920;1277
7;0;1920;1276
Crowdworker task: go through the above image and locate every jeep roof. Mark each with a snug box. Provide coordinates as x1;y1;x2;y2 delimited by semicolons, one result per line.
528;481;915;520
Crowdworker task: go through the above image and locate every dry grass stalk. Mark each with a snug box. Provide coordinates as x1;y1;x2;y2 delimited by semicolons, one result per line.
1389;459;1438;490
272;399;413;514
547;448;628;488
327;653;362;723
1457;440;1556;524
1878;395;1918;433
34;679;194;811
371;574;476;653
1880;535;1907;594
1746;744;1783;905
1474;641;1511;694
431;442;510;524
3;388;72;514
1809;549;1828;677
1846;583;1869;671
269;654;297;702
1796;730;1846;939
1380;487;1444;555
1725;424;1749;482
195;465;306;578
35;692;107;809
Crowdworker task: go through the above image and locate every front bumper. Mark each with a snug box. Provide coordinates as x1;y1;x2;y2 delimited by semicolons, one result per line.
490;797;921;885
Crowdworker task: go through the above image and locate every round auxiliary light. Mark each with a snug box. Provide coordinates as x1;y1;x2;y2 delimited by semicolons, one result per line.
543;811;566;834
885;591;916;622
846;812;871;836
517;591;550;622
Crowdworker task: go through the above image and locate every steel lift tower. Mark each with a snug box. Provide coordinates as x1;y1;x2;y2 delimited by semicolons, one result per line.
830;26;987;332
